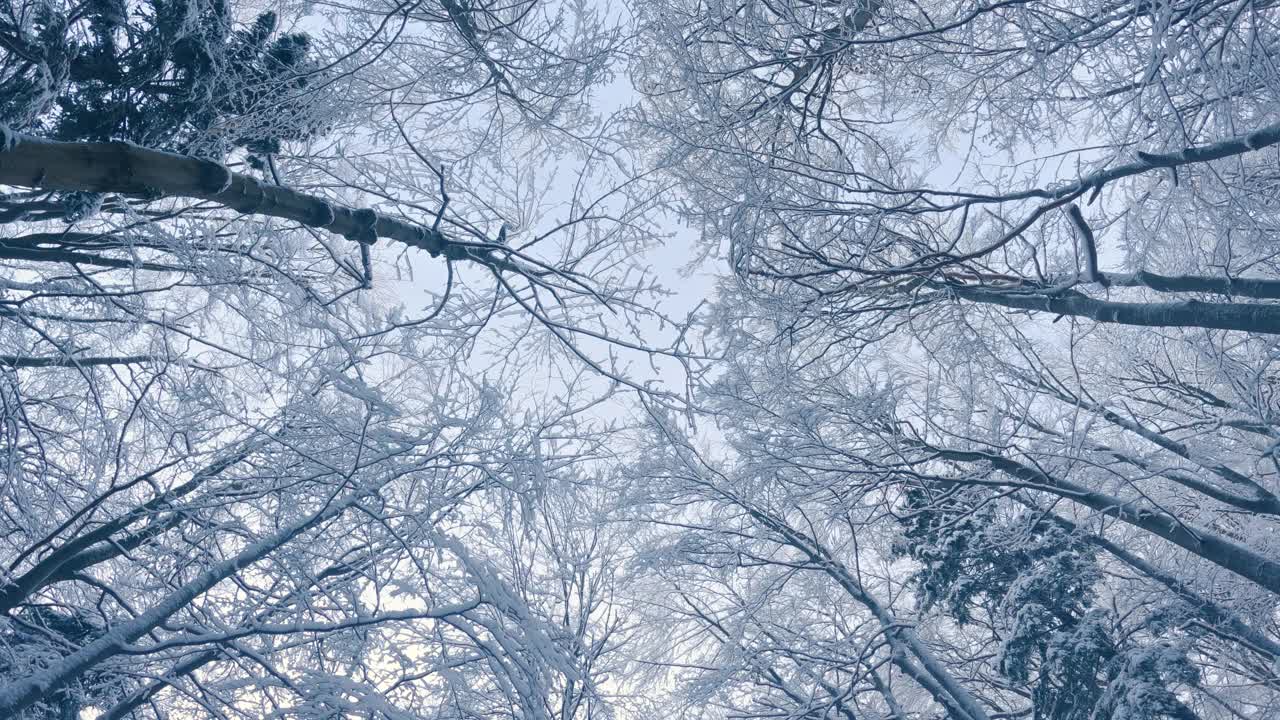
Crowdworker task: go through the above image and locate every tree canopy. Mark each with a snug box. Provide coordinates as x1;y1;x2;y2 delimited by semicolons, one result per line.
1;0;1279;718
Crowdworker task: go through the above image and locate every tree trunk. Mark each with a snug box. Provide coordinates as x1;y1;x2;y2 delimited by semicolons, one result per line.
950;285;1280;334
0;134;473;262
1095;270;1280;300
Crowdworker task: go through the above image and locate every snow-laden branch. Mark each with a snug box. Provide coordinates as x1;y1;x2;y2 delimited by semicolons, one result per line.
921;444;1280;596
0;476;378;716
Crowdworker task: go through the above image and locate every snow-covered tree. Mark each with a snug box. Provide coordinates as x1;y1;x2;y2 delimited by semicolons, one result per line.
5;0;1280;717
0;0;678;716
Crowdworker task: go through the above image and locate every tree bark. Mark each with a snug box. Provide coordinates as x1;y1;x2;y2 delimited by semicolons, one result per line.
1094;270;1280;300
0;134;477;262
950;285;1280;334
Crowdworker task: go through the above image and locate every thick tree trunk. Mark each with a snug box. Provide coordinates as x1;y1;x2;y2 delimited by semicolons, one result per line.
951;285;1280;334
0;134;473;261
1095;270;1280;300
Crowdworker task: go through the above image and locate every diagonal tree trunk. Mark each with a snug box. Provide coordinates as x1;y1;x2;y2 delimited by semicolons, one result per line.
949;284;1280;334
1092;270;1280;300
0;133;483;264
